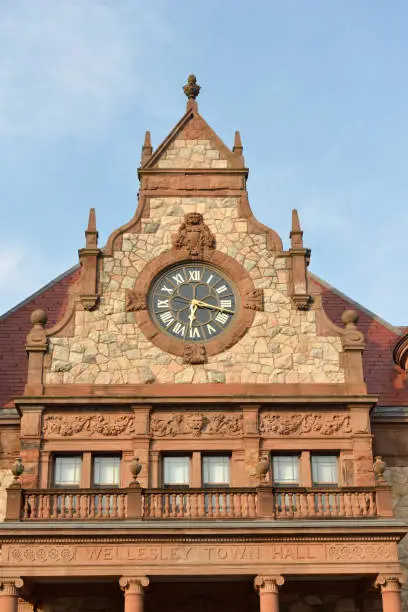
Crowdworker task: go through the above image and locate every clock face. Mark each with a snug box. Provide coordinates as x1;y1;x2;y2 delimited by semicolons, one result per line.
148;263;238;342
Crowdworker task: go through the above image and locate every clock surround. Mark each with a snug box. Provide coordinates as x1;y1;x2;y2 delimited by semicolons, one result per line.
128;247;263;361
148;262;238;343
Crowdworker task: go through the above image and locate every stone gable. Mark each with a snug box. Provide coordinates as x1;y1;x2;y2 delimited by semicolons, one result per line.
45;191;345;386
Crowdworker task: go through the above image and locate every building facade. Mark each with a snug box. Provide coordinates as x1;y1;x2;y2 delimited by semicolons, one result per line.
1;76;408;612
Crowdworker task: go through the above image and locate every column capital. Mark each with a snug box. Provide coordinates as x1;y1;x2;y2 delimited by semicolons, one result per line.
254;575;285;593
375;575;403;592
119;576;150;594
0;578;24;596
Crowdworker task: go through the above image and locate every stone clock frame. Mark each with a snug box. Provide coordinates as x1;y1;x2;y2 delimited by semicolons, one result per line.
126;214;264;362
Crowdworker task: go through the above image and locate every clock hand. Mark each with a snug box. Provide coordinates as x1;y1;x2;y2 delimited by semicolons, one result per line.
188;302;198;329
192;299;235;315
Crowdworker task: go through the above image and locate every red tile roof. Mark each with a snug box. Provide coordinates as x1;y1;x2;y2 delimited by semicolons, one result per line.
0;266;80;407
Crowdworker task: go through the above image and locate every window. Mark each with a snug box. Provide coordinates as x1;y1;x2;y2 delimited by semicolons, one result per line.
53;456;82;487
163;456;190;487
311;455;338;486
272;455;299;486
93;456;121;487
203;456;230;487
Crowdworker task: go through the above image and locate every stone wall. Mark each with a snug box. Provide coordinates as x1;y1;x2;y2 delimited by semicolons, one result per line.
45;194;345;385
385;467;408;611
154;138;229;169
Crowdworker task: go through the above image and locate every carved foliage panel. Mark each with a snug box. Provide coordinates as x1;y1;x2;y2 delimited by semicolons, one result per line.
260;412;352;437
150;411;243;438
42;413;135;438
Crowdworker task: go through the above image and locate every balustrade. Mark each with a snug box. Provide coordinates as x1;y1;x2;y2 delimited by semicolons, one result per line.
11;486;385;521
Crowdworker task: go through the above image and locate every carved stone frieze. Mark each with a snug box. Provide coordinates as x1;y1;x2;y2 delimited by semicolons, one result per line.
259;413;352;437
42;414;135;438
125;290;147;312
183;343;207;364
173;213;216;258
150;412;243;438
243;289;264;311
328;543;391;562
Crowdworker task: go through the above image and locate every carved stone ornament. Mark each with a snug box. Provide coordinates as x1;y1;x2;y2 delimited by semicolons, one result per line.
183;343;207;364
260;413;352;437
183;74;201;100
173;213;216;258
80;294;99;311
243;289;264;311
150;412;243;438
119;576;150;594
328;544;391;562
43;414;135;437
125;289;147;312
254;575;285;593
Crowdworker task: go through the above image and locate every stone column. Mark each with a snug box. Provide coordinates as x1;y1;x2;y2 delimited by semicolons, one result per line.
120;576;149;612
0;579;24;612
254;575;285;612
375;576;403;612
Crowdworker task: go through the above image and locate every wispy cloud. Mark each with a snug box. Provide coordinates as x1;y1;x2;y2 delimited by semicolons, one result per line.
0;1;171;138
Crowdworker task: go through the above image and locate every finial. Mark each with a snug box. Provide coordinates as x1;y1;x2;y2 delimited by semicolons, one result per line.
290;209;303;248
183;74;201;100
141;130;153;165
233;131;243;155
85;208;98;248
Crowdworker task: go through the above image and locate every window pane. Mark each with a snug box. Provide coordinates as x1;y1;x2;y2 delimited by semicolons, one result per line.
163;456;190;485
272;456;299;485
312;456;338;484
93;456;121;486
203;456;230;485
54;456;82;486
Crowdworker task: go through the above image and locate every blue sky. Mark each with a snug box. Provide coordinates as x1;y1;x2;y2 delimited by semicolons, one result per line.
0;1;407;324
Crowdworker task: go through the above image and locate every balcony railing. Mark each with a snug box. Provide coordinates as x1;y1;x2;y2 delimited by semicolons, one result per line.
5;485;393;521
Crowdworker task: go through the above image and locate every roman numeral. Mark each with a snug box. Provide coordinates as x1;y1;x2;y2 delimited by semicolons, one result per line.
188;270;201;281
206;324;217;336
215;312;229;325
172;273;184;286
189;327;201;339
160;311;174;326
220;299;232;308
216;284;228;294
157;299;169;308
206;274;214;284
160;285;173;295
172;322;186;336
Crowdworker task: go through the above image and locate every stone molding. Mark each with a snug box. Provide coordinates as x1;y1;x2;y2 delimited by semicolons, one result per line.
259;413;352;437
150;412;242;437
254;575;285;593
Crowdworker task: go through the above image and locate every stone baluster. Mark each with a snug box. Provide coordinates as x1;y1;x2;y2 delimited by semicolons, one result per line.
254;575;285;612
0;579;24;612
375;575;403;612
120;576;149;612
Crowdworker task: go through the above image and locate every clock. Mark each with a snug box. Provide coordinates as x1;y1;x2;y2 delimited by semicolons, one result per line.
148;263;238;342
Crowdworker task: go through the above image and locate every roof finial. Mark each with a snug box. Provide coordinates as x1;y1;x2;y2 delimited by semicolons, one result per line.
141;130;153;165
85;208;98;248
183;74;201;100
290;209;303;248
